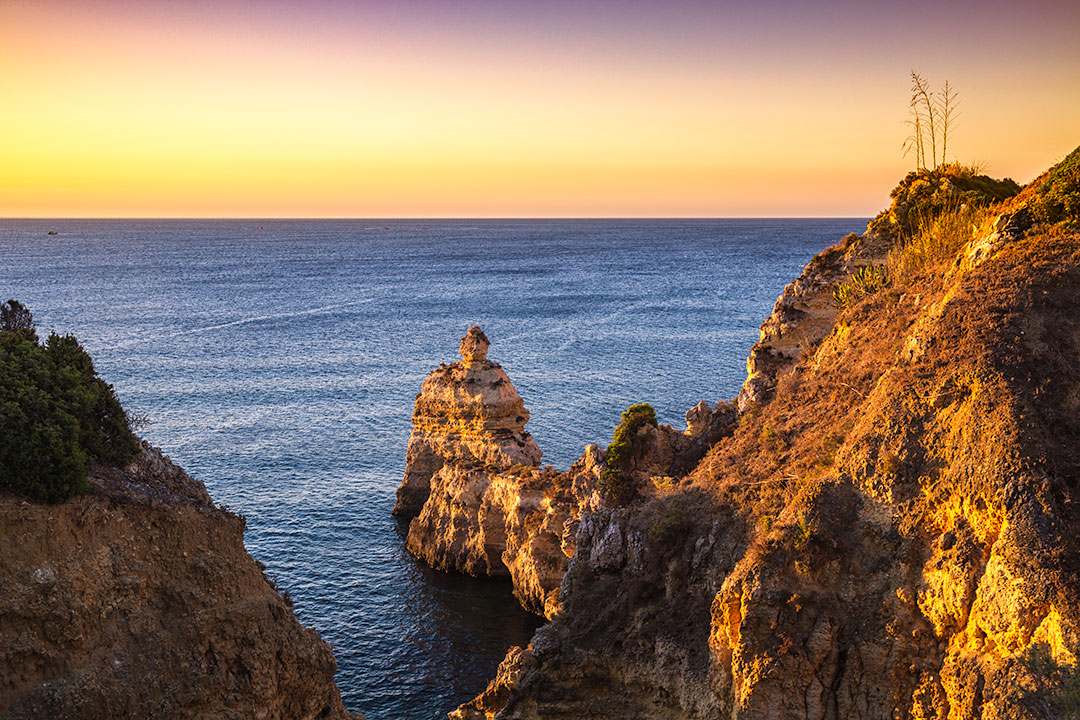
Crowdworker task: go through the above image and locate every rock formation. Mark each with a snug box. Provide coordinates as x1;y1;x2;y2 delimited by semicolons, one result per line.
449;151;1080;719
397;327;737;619
393;326;542;518
0;440;355;719
396;327;595;617
735;231;889;412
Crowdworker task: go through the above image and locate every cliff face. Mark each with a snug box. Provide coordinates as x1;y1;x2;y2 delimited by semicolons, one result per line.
736;229;896;413
0;440;352;720
443;154;1080;719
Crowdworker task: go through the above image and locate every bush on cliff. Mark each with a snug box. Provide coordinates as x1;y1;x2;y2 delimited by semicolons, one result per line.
0;301;139;503
1009;643;1080;719
834;166;1017;314
832;264;889;309
1031;145;1080;229
867;165;1020;242
600;403;657;506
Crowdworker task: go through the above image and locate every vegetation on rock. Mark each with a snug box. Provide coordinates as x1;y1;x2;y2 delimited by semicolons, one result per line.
1010;643;1080;720
0;301;138;503
832;264;888;309
888;201;993;279
600;402;657;506
1031;145;1080;229
834;161;1022;312
867;164;1020;243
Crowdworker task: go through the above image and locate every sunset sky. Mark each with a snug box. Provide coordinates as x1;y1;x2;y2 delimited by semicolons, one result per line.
2;0;1078;217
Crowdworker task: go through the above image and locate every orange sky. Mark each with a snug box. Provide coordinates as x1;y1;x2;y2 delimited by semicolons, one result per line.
2;0;1078;217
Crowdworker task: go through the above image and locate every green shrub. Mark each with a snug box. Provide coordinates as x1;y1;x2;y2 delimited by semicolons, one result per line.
816;431;846;467
0;307;138;503
646;505;689;543
833;265;889;309
761;424;789;451
867;166;1019;243
1031;145;1080;230
793;513;815;551
600;402;657;505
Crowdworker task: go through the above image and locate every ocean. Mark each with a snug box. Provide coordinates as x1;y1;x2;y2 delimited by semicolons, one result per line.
1;218;864;719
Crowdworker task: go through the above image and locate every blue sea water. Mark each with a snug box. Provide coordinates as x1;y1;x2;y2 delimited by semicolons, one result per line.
1;218;864;719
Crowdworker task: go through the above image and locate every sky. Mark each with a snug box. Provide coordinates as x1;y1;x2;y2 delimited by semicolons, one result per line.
2;0;1078;218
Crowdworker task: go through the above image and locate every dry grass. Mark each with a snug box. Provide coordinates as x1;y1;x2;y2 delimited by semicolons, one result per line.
887;202;992;279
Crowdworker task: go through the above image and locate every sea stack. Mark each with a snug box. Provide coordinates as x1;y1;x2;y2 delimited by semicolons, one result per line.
392;326;542;517
396;326;606;617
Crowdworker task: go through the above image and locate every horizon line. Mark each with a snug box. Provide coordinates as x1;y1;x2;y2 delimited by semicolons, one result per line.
1;215;872;221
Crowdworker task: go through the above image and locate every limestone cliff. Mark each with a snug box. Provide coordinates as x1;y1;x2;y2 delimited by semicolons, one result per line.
396;327;593;617
0;440;354;720
450;151;1080;719
736;230;890;412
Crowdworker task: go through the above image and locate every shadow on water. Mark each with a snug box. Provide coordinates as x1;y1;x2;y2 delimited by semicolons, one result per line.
369;517;546;719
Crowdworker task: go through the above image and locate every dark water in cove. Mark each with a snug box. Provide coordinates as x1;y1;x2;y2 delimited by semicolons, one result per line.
1;218;864;719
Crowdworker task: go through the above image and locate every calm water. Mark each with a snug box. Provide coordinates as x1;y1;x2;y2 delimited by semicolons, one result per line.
1;218;862;719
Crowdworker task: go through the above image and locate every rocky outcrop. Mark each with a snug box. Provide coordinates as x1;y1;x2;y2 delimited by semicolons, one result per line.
406;453;600;618
620;405;737;491
393;326;542;517
398;328;738;619
397;327;596;617
736;231;889;412
457;153;1080;719
450;646;532;720
0;441;353;719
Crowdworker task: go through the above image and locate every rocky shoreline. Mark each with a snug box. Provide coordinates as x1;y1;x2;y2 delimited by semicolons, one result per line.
394;326;733;619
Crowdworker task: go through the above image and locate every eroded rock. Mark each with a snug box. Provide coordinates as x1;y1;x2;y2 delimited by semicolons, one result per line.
399;328;740;620
397;327;598;617
393;326;542;517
